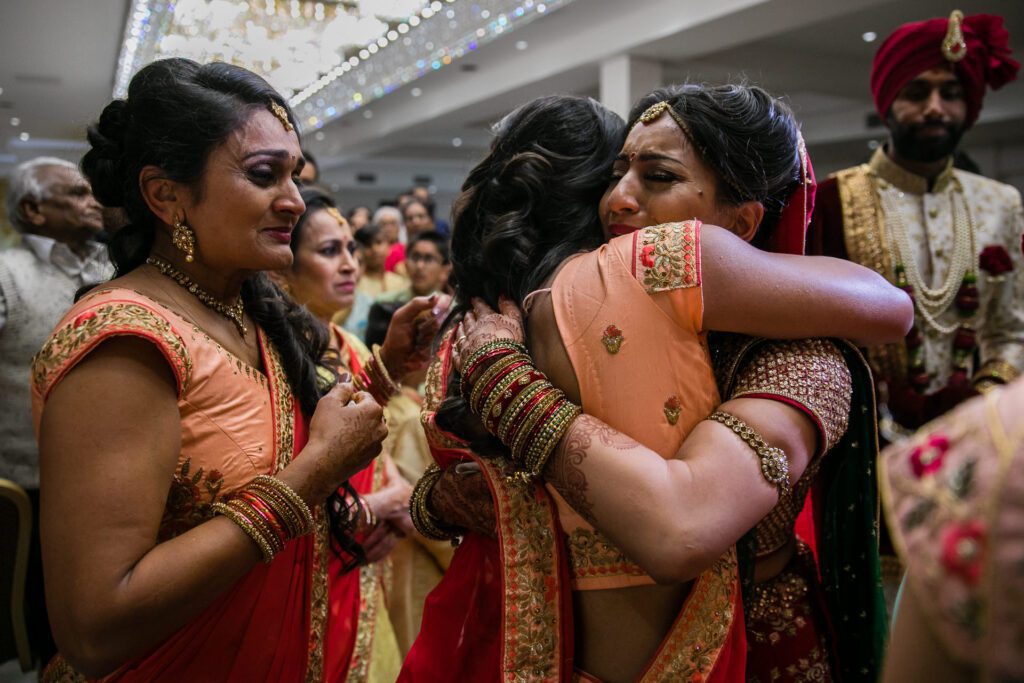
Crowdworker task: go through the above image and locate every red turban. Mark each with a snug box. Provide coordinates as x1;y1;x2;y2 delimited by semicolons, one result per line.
871;12;1019;128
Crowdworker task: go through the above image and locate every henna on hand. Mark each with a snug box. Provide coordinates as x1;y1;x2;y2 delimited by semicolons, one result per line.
429;465;497;538
544;414;633;526
455;297;527;373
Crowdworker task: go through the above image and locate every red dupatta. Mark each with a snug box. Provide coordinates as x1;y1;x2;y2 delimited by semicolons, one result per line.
400;332;745;682
43;333;331;683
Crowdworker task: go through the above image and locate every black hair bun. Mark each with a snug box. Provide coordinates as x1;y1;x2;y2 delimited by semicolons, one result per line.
82;99;130;207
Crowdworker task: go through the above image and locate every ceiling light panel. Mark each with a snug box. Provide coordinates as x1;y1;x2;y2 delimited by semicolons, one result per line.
114;0;575;130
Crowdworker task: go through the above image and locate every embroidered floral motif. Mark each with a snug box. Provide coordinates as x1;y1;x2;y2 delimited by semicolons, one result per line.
485;459;566;682
979;244;1013;276
601;324;624;354
566;528;646;582
159;459;226;541
33;300;192;398
635;221;700;293
909;434;950;478
663;396;682;425
941;520;986;585
641;244;656;268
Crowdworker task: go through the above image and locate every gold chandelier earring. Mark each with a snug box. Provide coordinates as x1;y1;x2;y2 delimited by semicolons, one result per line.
172;215;196;263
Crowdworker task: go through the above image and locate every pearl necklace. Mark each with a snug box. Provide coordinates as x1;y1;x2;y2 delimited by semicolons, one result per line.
880;176;976;335
147;255;248;337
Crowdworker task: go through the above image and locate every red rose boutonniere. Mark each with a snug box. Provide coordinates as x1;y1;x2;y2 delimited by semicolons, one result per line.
979;245;1013;277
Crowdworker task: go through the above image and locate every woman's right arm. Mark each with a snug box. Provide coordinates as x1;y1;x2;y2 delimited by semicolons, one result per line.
699;223;913;346
40;338;384;677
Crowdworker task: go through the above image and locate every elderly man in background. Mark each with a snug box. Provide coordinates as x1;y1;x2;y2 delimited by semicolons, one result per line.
0;156;111;666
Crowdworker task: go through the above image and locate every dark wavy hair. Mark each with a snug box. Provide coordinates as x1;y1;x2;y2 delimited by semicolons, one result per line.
628;83;802;250
435;95;625;449
81;58;362;561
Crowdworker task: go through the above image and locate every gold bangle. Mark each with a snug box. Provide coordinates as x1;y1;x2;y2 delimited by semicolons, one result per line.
213;501;278;562
409;464;460;542
523;400;580;477
497;379;550;443
250;475;315;537
707;410;790;492
472;355;531;416
460;340;530;395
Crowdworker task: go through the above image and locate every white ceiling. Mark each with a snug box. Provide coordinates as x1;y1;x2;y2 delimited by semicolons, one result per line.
2;0;1022;212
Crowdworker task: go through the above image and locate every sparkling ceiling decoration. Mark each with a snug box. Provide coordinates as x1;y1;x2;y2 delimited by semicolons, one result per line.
114;0;575;130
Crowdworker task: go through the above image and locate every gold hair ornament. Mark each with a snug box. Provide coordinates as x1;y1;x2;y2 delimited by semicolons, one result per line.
269;100;295;132
942;10;967;63
632;100;749;200
324;206;348;227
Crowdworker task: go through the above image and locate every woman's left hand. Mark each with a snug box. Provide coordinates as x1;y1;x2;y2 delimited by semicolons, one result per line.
380;294;452;382
453;296;525;373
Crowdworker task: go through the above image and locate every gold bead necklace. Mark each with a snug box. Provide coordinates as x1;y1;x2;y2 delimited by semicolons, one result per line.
146;255;248;337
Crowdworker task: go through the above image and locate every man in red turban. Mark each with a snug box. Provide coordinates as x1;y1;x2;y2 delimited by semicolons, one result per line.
807;8;1024;615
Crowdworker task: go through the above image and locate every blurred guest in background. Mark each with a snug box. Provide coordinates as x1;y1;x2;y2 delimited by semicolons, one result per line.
354;223;409;301
274;185;433;681
401;198;435;239
299;148;320;185
374;205;407;274
348;205;372;232
1;155;110;667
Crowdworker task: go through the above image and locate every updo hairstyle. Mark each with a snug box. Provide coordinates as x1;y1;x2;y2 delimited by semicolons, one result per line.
83;59;362;562
436;95;626;452
448;95;625;311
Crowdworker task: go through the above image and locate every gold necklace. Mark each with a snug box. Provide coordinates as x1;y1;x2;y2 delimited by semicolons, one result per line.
146;255;248;336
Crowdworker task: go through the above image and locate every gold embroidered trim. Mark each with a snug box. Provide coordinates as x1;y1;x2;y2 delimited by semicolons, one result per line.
565;528;647;583
421;329;470;449
482;457;566;682
729;339;852;452
346;463;386;682
638;547;740;682
32;300;192;398
264;335;325;682
973;359;1020;387
635;221;701;293
346;564;381;682
835;166;908;385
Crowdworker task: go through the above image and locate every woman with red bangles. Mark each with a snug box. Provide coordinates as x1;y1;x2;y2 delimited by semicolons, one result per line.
401;87;909;682
272;184;448;680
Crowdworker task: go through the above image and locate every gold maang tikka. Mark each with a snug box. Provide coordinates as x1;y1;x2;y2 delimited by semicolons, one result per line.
269;100;295;132
634;101;748;200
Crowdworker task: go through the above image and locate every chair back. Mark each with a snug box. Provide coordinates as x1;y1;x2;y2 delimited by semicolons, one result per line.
0;478;33;671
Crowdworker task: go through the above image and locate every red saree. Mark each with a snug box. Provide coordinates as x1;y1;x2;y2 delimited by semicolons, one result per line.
30;289;370;682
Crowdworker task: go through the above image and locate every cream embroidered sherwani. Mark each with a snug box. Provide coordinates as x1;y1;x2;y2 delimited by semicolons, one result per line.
809;147;1024;430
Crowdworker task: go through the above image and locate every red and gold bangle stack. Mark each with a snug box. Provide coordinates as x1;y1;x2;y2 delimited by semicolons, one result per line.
352;344;401;404
462;340;581;478
212;474;315;563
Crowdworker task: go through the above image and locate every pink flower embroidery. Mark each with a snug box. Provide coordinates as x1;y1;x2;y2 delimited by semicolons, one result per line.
73;311;97;327
909;434;949;478
940;520;985;585
641;244;656;268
